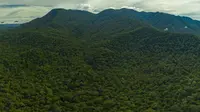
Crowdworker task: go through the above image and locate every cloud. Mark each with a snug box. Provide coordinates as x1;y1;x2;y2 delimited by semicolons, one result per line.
0;5;52;24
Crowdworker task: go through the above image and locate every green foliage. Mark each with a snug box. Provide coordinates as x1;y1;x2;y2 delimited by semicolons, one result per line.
1;9;200;112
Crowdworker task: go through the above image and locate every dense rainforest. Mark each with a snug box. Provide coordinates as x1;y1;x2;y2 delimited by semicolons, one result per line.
1;8;200;112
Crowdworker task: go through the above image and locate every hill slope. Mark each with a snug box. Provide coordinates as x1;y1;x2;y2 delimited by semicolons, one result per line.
99;8;200;35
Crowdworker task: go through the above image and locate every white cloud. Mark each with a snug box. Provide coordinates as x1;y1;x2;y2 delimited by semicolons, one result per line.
0;6;52;24
121;6;143;12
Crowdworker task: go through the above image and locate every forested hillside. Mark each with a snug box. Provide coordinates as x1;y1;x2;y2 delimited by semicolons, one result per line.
24;8;200;35
1;9;200;112
100;8;200;35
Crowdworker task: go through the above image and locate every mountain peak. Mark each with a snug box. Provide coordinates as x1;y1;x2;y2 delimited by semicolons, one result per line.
47;8;64;16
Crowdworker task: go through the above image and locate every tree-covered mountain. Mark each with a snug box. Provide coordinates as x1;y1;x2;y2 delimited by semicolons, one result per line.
1;8;200;112
22;9;149;40
23;8;200;35
100;8;200;35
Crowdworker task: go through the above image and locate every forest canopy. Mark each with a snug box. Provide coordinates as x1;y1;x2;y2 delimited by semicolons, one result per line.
1;9;200;112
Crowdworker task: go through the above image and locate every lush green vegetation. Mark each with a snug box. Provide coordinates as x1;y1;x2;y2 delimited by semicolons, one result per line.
99;8;200;35
1;9;200;112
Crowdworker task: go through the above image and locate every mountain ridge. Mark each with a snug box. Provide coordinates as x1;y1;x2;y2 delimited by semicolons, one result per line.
23;8;200;35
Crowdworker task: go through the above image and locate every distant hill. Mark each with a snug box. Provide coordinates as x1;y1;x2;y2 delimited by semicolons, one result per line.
22;9;151;39
24;8;200;35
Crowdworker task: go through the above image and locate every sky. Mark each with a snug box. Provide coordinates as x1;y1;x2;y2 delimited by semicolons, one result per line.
0;0;200;24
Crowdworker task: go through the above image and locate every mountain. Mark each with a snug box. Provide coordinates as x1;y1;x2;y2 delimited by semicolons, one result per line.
1;8;200;111
24;8;200;35
23;9;149;39
2;6;200;34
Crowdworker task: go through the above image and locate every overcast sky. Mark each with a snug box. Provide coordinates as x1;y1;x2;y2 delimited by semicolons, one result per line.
0;0;200;24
